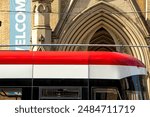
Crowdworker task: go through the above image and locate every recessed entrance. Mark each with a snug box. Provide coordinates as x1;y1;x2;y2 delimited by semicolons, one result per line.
88;28;116;51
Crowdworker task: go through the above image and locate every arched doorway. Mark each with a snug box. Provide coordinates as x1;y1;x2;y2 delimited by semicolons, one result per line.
57;1;150;93
58;1;149;69
88;28;116;51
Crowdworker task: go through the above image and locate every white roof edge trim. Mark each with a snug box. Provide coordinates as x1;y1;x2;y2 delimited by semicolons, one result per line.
89;65;147;79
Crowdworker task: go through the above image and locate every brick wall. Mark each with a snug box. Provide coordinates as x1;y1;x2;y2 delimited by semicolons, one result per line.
0;0;59;50
0;0;10;50
51;0;59;30
136;0;146;17
147;0;150;26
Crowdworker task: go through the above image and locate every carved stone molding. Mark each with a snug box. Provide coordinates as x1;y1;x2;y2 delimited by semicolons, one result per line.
32;0;54;4
36;4;51;13
33;0;54;13
146;36;150;45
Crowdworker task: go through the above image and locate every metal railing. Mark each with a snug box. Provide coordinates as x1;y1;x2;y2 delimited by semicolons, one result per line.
0;44;150;48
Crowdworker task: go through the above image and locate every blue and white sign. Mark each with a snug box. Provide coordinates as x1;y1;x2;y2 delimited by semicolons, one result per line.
10;0;31;50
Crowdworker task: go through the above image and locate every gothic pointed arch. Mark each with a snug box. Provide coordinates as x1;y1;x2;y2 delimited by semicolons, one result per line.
37;46;45;51
88;28;116;51
57;1;150;70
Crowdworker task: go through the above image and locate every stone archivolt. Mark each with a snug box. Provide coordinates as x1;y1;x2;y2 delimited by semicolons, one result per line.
56;1;149;78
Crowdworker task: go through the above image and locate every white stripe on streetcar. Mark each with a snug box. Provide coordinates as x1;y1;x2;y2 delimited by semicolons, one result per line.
0;65;147;79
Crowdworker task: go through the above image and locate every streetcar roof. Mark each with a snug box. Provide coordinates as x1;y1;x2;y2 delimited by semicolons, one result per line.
0;51;145;68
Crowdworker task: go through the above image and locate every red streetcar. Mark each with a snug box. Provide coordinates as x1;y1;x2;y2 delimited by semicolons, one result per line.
0;51;148;100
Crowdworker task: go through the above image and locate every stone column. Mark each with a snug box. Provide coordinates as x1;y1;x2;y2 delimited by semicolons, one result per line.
32;0;53;51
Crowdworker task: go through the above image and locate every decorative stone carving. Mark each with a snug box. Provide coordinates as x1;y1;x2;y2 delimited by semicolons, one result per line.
32;0;54;4
32;0;54;51
33;0;53;13
146;36;150;45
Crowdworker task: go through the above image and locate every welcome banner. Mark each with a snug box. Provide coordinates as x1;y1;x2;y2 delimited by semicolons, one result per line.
10;0;31;50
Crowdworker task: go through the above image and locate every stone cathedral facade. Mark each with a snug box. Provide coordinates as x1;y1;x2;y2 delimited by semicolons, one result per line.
0;0;150;96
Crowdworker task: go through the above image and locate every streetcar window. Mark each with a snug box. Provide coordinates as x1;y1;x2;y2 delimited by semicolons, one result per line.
92;88;121;100
0;88;22;100
126;91;143;100
39;87;82;100
120;75;148;100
